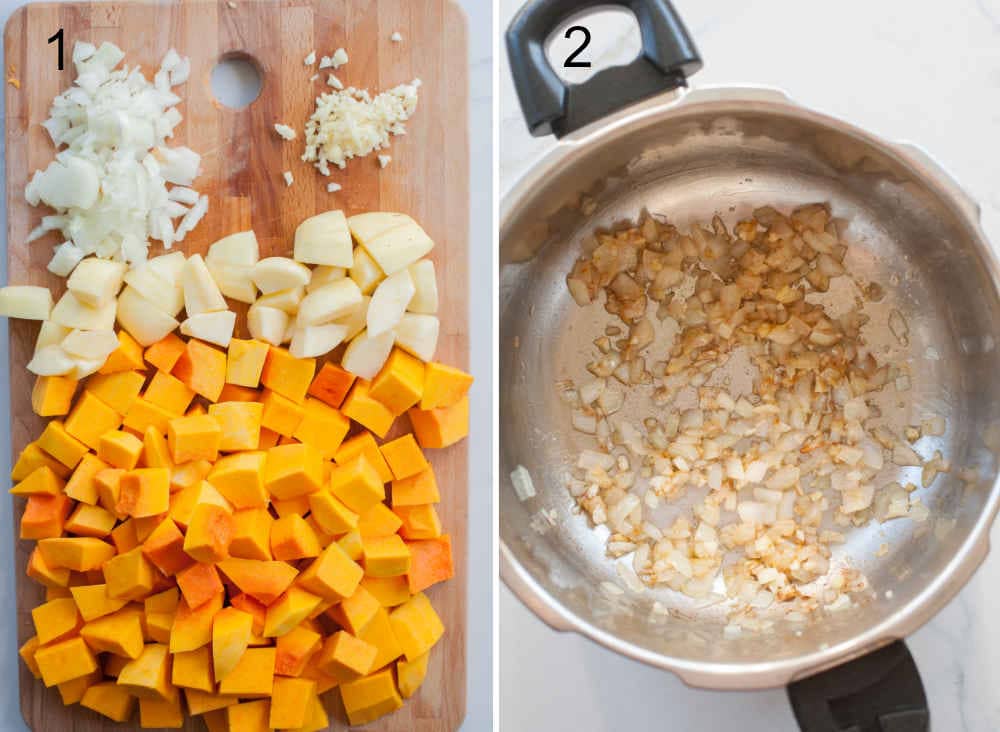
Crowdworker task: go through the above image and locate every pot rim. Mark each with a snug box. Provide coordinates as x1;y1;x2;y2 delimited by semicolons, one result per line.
499;85;1000;689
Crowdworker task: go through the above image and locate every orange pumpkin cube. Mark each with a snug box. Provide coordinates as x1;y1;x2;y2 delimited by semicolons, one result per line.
408;395;469;448
307;362;356;408
261;346;315;403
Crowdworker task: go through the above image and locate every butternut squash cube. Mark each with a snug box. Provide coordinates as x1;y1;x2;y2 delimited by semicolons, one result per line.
408;396;469;448
35;636;98;686
142;518;194;576
169;478;230;528
32;597;82;645
64;453;109;504
259;389;305;436
31;374;77;416
20;492;72;539
339;668;403;726
292;397;350;458
359;502;404;538
307;362;356;408
264;586;322;637
27;546;70;588
389;592;445;661
327;584;380;635
139;693;184;728
104;546;156;600
420;361;473;409
230;592;268;637
330;454;385;514
307;490;359;536
65;391;123;450
70;583;128;621
177;562;224;609
396;652;429;698
315;630;377;680
57;670;101;705
117;642;172;699
263;443;324;500
98;429;144;470
207;451;267;509
209;402;263;452
38;537;115;571
123;397;175;435
269;676;316;729
218;383;260;402
213;606;254;681
170;592;224;653
380;433;429;480
37;420;89;469
230;508;273;560
80;606;145;658
183;503;235;563
96;468;126;517
11;464;64;497
338;530;364;561
65;503;116;537
358;607;404;670
363;534;411;578
19;635;41;678
392;466;440;506
298;541;364;601
261;346;315;403
171;647;213;691
370;348;424;415
395;503;443;540
226;699;271;731
341;379;395;437
184;688;237;716
118;468;170;518
361;575;412;608
174;339;227;402
81;682;136;722
86;370;145;415
270;514;321;561
226;338;269;387
274;625;322;677
144;332;186;373
100;330;145;373
334;431;393;482
217;646;276;696
167;414;221;463
271;494;311;517
406;535;454;593
145;369;196;414
217;558;298;605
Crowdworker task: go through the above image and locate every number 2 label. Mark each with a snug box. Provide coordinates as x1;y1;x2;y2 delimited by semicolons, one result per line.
563;25;592;68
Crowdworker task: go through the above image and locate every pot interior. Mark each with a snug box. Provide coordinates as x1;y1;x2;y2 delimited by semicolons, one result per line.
499;94;1000;683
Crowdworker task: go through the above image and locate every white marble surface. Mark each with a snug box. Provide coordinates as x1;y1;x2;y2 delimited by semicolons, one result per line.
500;0;1000;730
0;1;493;730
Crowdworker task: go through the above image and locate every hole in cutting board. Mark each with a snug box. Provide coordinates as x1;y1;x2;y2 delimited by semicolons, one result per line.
211;53;263;109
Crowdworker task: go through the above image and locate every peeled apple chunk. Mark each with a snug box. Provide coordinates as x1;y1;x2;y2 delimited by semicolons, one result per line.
338;296;370;341
182;254;228;315
26;345;76;376
207;230;260;266
124;262;185;317
289;323;349;358
0;286;53;320
367;269;415;336
347;212;434;275
50;291;116;331
341;328;395;379
349;246;386;295
294;210;353;267
47;242;86;277
66;258;126;308
255;287;304;314
247;306;289;346
61;329;119;361
35;320;70;350
307;265;346;292
297;279;363;326
252;257;311;295
148;250;187;285
181;310;236;347
408;259;438;314
71;357;104;380
395;313;439;362
207;261;257;304
116;286;180;346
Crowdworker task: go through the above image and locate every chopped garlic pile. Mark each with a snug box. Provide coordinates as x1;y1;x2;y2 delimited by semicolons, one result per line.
561;204;949;628
302;81;420;175
25;41;205;270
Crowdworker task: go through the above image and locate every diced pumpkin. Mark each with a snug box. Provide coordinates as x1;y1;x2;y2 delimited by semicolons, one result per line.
209;401;263;452
229;508;273;560
334;431;393;482
142;518;194;576
144;332;187;373
34;636;98;687
184;504;235;563
99;330;145;374
369;348;424;415
174;339;227;402
274;625;322;677
216;558;298;605
263;587;322;637
212;606;254;681
177;562;224;609
103;545;156;601
269;676;316;729
145;369;197;414
31;374;77;416
20;493;72;539
406;534;455;593
408;395;469;448
80;606;145;658
297;541;364;601
226;338;269;388
167;414;222;463
396;652;430;698
170;591;224;653
341;379;395;438
81;682;136;722
64;453;109;504
65;391;123;451
339;668;403;726
261;346;315;403
292;397;350;458
391;466;440;506
117;642;172;699
420;361;473;409
85;370;145;415
307;362;356;408
217;646;276;696
32;597;83;645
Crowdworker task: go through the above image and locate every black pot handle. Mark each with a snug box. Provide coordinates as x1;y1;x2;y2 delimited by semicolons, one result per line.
505;0;702;138
787;641;929;732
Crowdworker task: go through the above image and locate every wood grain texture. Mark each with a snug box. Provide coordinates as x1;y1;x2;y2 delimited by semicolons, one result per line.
4;1;469;729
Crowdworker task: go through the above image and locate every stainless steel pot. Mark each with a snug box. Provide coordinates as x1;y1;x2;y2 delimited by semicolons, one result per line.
500;0;1000;727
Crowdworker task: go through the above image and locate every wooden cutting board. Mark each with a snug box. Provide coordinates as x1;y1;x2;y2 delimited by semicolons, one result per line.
4;1;468;729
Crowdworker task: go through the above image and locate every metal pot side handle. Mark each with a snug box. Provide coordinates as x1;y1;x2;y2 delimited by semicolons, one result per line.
787;640;929;732
506;0;702;138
